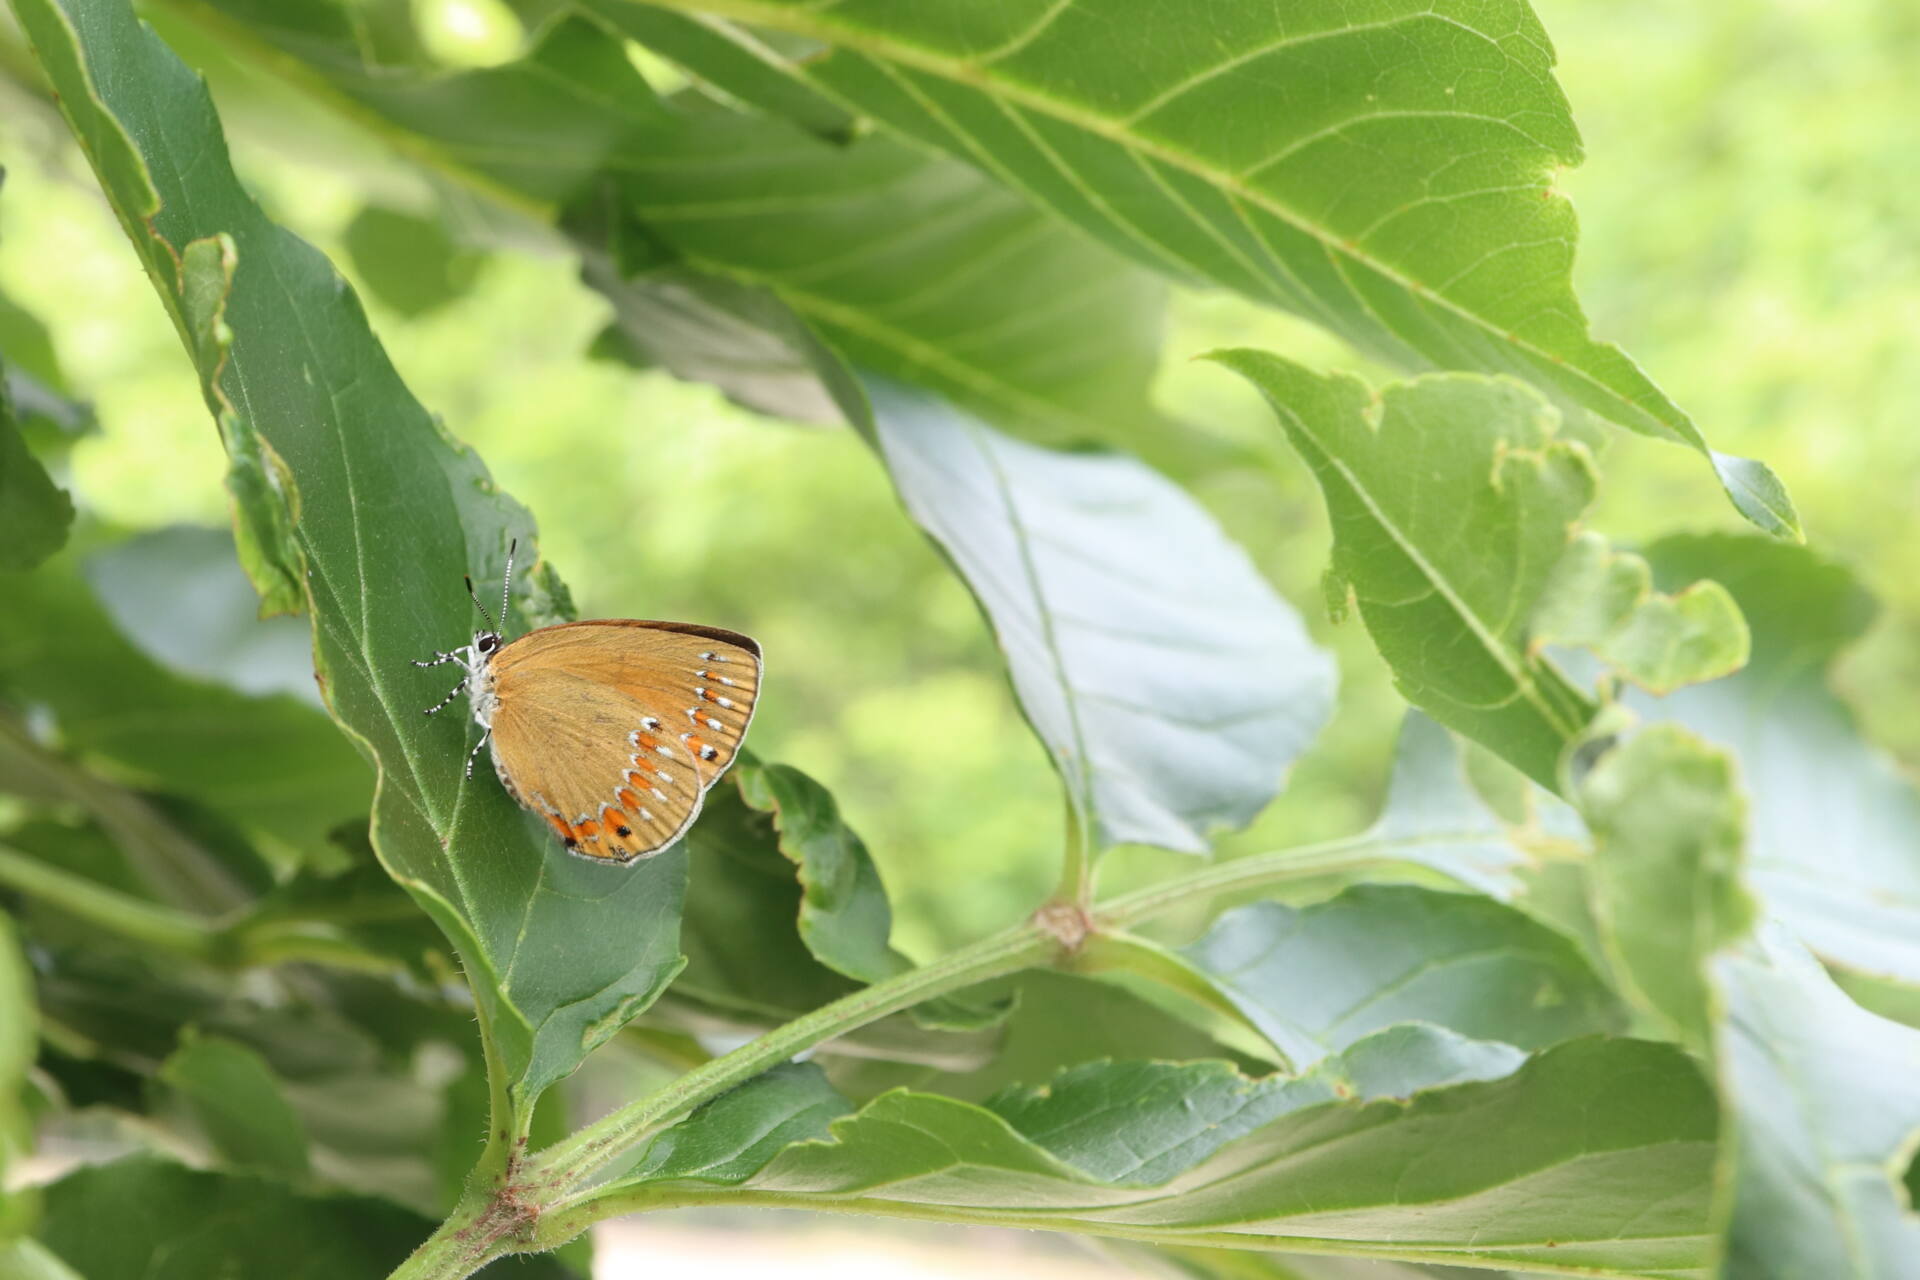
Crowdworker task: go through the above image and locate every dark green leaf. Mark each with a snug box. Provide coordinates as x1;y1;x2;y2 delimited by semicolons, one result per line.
0;541;368;877
12;0;684;1113
158;1029;311;1178
626;1061;850;1183
1579;724;1755;1052
31;1154;574;1278
0;370;72;571
605;0;1795;533
869;380;1335;853
630;1032;1716;1274
1214;356;1596;789
341;205;484;318
1182;885;1620;1071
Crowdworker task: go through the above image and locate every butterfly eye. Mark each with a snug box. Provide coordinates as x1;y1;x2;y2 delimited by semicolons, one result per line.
476;633;501;655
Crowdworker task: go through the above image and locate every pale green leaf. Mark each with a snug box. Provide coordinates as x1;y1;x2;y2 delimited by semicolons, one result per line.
868;379;1335;853
1579;724;1756;1052
1533;531;1748;694
1182;885;1620;1070
1639;535;1920;987
1714;929;1920;1278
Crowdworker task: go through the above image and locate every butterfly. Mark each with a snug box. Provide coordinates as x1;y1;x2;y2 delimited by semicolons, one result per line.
414;542;761;863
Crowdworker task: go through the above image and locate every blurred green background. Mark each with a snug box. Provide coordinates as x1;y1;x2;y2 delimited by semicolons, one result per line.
1;0;1913;960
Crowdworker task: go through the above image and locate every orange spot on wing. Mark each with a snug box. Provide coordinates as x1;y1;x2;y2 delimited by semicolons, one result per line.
604;807;632;836
576;819;602;840
635;734;659;754
616;787;644;812
544;813;574;843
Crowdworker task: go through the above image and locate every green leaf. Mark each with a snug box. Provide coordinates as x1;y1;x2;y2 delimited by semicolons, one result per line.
30;1154;574;1278
0;369;73;572
625;1060;850;1183
83;526;325;707
622;1032;1717;1274
12;0;686;1114
674;756;997;1040
158;1029;311;1178
1579;724;1756;1053
191;5;1172;446
1714;930;1920;1277
0;538;369;876
929;969;1261;1104
0;1239;85;1280
603;0;1795;533
1182;885;1621;1071
868;380;1335;853
1214;355;1595;789
1639;534;1920;988
341;205;484;318
1362;712;1534;897
1533;531;1748;694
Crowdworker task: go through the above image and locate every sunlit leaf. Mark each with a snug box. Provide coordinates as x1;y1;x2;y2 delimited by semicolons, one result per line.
601;0;1795;533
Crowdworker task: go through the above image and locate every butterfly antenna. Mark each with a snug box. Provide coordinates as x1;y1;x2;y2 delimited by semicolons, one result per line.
500;539;517;627
463;573;496;628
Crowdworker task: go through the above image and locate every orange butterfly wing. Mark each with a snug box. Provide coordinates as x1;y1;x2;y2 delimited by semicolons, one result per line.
487;620;761;862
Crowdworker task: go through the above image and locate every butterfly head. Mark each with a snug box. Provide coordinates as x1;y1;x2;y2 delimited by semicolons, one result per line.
473;629;503;660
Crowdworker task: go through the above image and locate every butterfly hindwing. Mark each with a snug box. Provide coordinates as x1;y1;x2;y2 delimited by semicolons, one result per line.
486;621;761;862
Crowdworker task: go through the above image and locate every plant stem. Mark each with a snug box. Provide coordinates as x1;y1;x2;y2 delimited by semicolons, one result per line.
523;918;1057;1196
1094;832;1400;930
1051;800;1095;909
0;842;219;959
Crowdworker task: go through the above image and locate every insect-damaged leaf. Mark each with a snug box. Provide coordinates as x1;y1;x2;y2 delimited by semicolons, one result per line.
12;0;684;1114
866;380;1335;854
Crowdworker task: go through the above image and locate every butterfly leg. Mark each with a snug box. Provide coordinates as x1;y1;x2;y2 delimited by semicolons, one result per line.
464;727;492;779
422;676;468;716
412;649;463;668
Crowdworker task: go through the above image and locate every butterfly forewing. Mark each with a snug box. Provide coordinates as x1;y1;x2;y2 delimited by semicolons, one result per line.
487;620;761;862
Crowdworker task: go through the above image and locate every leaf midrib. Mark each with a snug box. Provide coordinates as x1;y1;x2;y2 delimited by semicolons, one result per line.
1267;396;1585;742
620;0;1692;447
